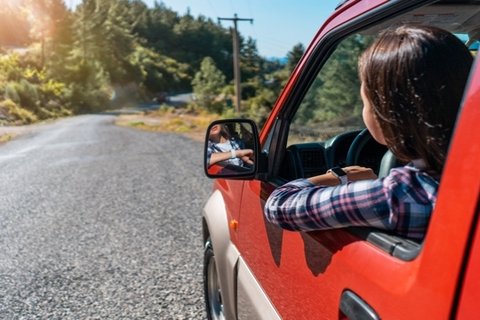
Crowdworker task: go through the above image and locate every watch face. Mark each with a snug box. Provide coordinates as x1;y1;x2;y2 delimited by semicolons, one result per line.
331;167;347;177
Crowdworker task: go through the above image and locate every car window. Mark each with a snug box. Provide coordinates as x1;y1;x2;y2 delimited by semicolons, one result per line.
287;34;374;146
272;0;479;261
287;10;480;149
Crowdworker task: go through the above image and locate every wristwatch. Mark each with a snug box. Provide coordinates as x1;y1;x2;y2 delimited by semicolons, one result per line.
327;166;348;185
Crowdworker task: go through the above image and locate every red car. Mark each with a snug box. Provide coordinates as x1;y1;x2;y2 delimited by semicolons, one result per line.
202;0;480;319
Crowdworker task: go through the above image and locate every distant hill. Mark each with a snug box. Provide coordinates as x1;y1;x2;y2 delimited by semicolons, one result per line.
267;56;288;65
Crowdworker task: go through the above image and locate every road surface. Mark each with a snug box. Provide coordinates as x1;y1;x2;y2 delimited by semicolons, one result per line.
0;115;210;319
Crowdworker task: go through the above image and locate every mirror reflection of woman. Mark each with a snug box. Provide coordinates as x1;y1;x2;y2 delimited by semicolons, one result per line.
207;124;254;167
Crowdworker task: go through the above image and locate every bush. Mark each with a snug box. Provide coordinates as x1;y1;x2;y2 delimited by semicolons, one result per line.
243;88;276;129
65;62;112;114
67;83;111;114
16;79;40;112
0;54;22;82
0;99;37;124
4;82;20;103
4;80;41;112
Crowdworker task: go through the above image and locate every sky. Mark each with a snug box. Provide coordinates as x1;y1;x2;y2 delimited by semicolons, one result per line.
66;0;340;58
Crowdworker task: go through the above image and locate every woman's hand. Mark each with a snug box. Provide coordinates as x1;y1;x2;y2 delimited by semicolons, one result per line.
343;166;377;181
308;165;377;186
237;149;254;164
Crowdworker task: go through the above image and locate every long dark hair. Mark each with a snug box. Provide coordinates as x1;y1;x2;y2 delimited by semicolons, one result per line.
359;25;473;174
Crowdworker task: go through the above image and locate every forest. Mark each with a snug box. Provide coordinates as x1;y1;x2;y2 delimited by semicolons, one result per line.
1;0;370;132
0;0;311;127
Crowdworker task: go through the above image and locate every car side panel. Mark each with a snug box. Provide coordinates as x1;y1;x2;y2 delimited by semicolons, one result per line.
237;258;281;320
238;182;422;319
456;208;480;319
211;179;246;245
236;57;480;319
202;190;241;320
446;58;480;319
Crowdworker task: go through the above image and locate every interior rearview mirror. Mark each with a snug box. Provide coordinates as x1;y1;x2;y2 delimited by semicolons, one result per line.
204;119;259;179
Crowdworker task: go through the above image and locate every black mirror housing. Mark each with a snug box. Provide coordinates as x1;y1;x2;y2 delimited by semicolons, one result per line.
204;119;260;179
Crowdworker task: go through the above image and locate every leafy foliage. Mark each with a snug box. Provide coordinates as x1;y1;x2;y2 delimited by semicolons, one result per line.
0;0;290;126
192;57;226;113
288;34;375;143
0;99;37;124
286;43;305;72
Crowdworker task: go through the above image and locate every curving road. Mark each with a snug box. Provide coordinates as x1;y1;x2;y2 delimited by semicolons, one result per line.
0;115;210;319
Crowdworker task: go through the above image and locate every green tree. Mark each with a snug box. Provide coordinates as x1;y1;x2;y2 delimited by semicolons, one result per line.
71;0;140;84
136;2;179;54
192;57;226;113
241;37;262;81
62;0;107;112
173;14;232;79
45;0;74;78
66;60;111;114
316;35;372;122
70;0;99;64
286;43;305;72
132;46;190;94
101;0;141;84
295;34;374;126
244;85;276;128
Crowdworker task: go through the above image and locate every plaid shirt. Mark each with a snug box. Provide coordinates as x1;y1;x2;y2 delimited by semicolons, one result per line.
264;164;439;240
206;139;243;167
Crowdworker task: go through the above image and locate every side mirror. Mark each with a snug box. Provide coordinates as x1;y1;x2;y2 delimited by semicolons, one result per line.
204;119;259;179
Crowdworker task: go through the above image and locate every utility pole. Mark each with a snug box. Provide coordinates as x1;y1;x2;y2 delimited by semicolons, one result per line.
218;14;253;114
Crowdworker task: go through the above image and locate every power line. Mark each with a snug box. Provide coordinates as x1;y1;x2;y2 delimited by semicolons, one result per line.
218;14;253;113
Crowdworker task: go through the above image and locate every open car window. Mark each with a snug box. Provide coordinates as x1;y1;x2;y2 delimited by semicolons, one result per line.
287;33;372;147
275;0;480;260
283;1;479;181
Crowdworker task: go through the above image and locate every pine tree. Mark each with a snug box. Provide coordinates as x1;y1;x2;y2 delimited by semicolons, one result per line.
46;0;74;78
241;37;262;81
286;43;305;72
65;0;111;113
192;57;226;112
101;0;140;84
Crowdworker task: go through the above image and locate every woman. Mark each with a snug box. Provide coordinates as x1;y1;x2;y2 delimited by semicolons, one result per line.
206;124;253;168
264;25;473;240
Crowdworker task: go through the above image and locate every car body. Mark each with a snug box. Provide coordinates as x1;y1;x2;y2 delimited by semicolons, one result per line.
202;0;480;319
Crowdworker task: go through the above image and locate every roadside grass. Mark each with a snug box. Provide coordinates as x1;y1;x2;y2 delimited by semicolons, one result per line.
0;133;14;144
116;105;219;141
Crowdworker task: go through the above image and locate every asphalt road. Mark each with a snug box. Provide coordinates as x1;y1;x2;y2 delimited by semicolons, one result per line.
0;115;211;319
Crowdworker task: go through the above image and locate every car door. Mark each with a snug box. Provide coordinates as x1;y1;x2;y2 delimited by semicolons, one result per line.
236;1;480;319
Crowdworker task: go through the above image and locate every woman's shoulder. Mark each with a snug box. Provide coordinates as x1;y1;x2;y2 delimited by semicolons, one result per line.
383;164;439;198
388;163;438;181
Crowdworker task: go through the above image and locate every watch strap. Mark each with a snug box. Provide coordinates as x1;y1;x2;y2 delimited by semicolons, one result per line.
327;167;348;185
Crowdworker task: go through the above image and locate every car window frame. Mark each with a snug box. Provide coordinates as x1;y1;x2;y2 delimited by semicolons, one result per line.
261;0;450;261
264;0;439;181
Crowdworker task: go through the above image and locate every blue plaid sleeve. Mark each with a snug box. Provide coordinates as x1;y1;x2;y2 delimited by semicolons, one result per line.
264;166;438;240
206;142;214;166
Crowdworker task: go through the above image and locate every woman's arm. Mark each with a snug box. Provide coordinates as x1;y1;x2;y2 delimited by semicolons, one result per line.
208;149;254;166
308;166;377;186
264;166;385;232
264;177;390;232
264;166;434;240
209;152;234;166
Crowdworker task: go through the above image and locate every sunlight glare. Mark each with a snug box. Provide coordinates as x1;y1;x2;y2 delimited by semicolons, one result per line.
5;0;23;9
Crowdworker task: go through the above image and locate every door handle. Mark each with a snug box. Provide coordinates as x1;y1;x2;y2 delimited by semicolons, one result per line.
339;290;380;320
